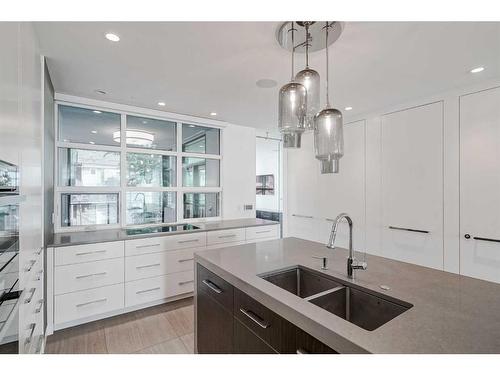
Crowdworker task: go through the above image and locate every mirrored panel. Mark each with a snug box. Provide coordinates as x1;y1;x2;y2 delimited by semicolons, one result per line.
182;157;220;187
126;153;176;187
61;193;119;227
126;192;176;225
58;105;121;146
126;116;176;151
58;148;121;187
183;192;220;219
182;124;220;155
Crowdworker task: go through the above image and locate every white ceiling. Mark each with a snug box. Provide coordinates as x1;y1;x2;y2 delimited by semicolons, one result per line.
35;22;500;130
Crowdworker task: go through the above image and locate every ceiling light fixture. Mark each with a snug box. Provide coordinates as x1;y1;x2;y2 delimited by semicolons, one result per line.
92;110;102;114
91;130;97;134
89;141;95;145
344;106;353;111
113;129;155;147
470;66;485;73
105;33;120;42
157;101;166;106
210;112;217;116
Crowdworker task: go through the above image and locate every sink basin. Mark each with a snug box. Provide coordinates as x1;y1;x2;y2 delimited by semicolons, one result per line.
309;286;411;331
260;266;342;298
259;265;412;331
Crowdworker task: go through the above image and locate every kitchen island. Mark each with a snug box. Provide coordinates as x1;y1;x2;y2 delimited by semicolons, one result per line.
194;237;500;353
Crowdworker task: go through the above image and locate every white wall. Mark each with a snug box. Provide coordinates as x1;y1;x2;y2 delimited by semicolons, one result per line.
222;123;256;219
255;137;281;212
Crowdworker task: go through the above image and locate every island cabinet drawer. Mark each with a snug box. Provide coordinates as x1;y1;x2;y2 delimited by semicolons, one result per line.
55;284;124;325
206;228;246;245
281;320;337;354
54;258;124;295
197;264;233;311
125;248;194;281
233;288;283;352
55;241;124;266
245;225;279;241
125;233;206;257
125;271;194;307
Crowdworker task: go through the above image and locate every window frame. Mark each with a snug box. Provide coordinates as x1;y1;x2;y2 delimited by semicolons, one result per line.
54;100;223;233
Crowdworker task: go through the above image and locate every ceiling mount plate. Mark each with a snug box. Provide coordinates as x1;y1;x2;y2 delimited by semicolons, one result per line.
276;21;344;53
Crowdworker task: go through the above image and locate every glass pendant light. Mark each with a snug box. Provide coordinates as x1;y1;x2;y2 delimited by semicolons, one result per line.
295;22;320;131
278;22;307;148
314;22;344;173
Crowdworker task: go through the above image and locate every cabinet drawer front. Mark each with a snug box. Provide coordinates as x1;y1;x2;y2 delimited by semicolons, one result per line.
165;248;195;274
196;264;233;311
55;258;124;295
245;225;279;241
125;249;195;281
125;271;194;307
207;228;246;245
55;241;124;266
55;284;124;325
205;240;246;251
125;233;206;256
233;319;277;354
234;288;282;351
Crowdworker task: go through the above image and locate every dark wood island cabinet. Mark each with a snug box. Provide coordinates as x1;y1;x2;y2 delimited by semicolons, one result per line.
196;264;336;354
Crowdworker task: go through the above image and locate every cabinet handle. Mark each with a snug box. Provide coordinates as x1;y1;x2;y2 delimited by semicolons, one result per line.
471;236;500;243
76;272;107;279
296;348;309;354
24;323;36;346
178;239;199;244
388;226;430;234
202;279;222;294
76;298;107;308
136;243;160;249
24;288;36;304
292;214;313;219
255;230;272;234
34;269;43;281
136;263;161;269
178;258;194;263
136;287;161;294
35;247;43;256
35;335;44;354
218;234;237;239
239;308;269;329
178;280;194;286
35;299;44;314
76;250;106;256
24;260;36;272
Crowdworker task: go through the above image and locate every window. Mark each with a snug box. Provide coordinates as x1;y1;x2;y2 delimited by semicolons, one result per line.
56;103;222;231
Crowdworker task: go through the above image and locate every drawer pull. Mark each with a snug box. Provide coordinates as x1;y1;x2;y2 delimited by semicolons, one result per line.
76;298;107;308
178;280;194;286
136;287;161;294
35;335;44;354
76;272;107;279
136;243;161;249
472;236;500;243
76;250;106;256
292;214;313;219
202;279;222;294
255;230;271;234
388;226;430;234
178;239;199;244
34;269;43;281
296;348;309;354
35;299;44;314
239;308;269;329
24;288;36;304
136;263;161;269
24;260;36;272
35;247;43;255
25;323;36;346
218;234;237;239
178;258;194;263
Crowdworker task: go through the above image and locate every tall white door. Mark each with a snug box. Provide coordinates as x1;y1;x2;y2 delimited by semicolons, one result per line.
381;102;444;269
460;87;500;284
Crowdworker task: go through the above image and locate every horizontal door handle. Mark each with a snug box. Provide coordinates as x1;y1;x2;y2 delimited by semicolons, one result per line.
24;260;36;272
35;335;44;354
202;279;222;294
218;234;237;239
136;243;160;249
76;272;107;279
255;230;271;234
136;263;161;269
24;288;36;304
292;214;313;219
178;258;194;263
178;280;194;285
136;287;161;294
388;226;430;234
76;250;106;256
178;239;199;244
35;299;44;314
471;236;500;243
239;308;269;329
76;298;107;307
24;323;36;346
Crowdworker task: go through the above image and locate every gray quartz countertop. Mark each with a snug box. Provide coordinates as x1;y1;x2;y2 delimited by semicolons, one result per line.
48;218;278;247
194;237;500;354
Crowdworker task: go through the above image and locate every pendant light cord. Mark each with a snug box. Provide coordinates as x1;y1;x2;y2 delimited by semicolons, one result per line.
290;22;295;80
305;24;309;68
325;21;331;107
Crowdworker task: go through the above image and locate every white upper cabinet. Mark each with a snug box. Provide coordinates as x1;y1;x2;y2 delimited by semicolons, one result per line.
460;87;500;284
380;102;444;269
316;120;366;251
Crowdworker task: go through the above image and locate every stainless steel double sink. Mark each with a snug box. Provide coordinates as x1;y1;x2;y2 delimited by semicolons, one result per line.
259;266;412;331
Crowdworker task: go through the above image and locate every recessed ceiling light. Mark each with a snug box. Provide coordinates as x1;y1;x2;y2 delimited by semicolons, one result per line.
210;112;217;116
344;106;353;111
89;141;95;145
470;66;485;73
157;101;166;106
93;110;102;114
91;130;97;134
94;89;106;95
188;125;196;128
256;79;278;88
142;121;148;124
105;33;120;42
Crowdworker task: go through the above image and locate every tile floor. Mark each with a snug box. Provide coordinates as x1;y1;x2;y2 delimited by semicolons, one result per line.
45;297;194;354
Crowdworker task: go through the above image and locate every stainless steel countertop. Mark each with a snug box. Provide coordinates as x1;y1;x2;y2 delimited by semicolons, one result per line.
194;237;500;353
48;218;278;248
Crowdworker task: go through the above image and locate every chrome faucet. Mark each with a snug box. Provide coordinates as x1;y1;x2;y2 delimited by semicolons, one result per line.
327;213;367;279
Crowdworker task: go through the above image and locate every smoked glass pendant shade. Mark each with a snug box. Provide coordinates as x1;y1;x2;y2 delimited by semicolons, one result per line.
313;108;344;173
295;68;320;130
278;81;307;148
